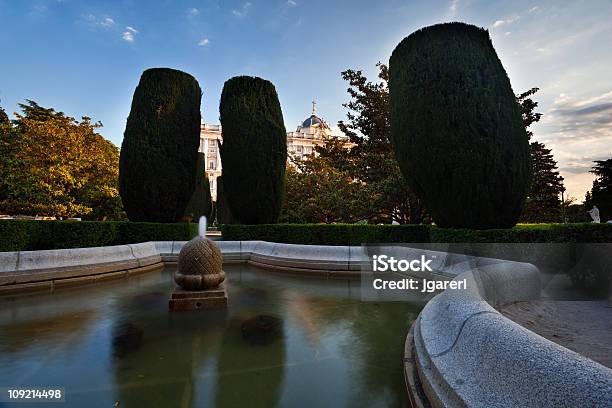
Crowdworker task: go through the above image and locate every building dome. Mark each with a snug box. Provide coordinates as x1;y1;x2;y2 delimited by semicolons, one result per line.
302;114;325;128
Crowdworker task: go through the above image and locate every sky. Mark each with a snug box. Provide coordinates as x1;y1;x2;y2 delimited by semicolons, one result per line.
0;0;611;201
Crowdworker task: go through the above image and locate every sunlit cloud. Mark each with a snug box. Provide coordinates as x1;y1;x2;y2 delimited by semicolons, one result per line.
83;14;116;29
491;15;520;29
232;2;252;18
198;38;210;46
187;8;200;17
122;26;138;43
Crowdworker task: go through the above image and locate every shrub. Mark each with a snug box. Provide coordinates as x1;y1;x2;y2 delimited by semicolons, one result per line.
389;23;531;229
184;153;213;221
119;68;202;223
220;223;612;245
216;176;236;225
0;220;197;251
219;76;287;224
221;224;431;245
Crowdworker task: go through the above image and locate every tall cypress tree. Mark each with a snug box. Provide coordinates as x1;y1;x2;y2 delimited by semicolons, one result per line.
389;23;531;229
119;68;201;222
219;76;287;224
215;176;235;225
184;152;212;221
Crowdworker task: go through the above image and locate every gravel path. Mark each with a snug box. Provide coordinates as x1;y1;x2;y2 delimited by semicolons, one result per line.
501;299;612;369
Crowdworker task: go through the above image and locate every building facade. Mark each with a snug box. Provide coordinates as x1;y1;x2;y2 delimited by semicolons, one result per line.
198;103;350;200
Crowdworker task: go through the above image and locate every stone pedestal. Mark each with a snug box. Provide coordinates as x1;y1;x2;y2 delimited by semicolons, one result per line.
169;284;228;311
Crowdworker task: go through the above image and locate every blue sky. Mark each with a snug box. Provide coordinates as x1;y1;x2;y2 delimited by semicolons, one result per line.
0;0;611;200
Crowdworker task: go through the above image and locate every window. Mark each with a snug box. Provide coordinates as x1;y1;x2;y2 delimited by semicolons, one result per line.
210;180;214;189
208;161;216;170
297;146;303;153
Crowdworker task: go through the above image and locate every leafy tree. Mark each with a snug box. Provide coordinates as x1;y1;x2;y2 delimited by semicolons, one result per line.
586;159;612;220
516;88;565;222
0;100;123;219
389;22;531;229
520;142;564;222
0;104;9;124
183;153;212;221
281;64;426;224
336;63;425;224
219;76;286;224
119;68;201;223
281;155;365;224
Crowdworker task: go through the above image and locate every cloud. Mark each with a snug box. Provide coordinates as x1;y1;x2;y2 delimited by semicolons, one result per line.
198;38;210;46
100;17;115;27
559;159;599;174
122;26;138;43
543;91;612;144
529;6;539;13
232;2;251;18
83;14;116;29
449;0;460;14
287;0;297;6
491;15;520;29
187;8;200;17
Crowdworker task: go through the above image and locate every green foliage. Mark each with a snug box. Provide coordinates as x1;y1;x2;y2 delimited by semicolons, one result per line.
336;64;426;224
430;223;612;243
119;68;202;223
586;159;612;220
389;23;531;229
0;105;9;124
221;223;612;245
216;176;236;225
209;201;217;226
515;88;565;223
0;100;123;220
219;76;287;224
521;142;565;222
221;224;430;245
280;156;367;224
184;153;212;221
282;64;427;225
0;220;197;251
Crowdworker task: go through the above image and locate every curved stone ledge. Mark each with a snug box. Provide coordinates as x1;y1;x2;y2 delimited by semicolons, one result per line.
408;258;612;407
0;242;162;295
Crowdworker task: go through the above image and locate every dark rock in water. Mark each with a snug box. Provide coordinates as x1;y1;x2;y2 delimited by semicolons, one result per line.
241;315;282;345
112;323;143;357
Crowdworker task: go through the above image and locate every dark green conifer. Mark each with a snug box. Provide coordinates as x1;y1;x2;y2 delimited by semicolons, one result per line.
389;23;531;228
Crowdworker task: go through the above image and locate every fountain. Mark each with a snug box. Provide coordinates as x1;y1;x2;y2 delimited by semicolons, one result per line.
169;216;228;311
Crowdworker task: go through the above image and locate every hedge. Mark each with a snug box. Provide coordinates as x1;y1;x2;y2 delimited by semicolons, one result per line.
221;223;612;244
221;223;612;297
0;220;198;252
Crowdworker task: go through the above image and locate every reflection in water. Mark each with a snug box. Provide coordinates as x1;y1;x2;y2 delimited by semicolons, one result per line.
112;323;144;358
0;265;422;408
240;315;283;345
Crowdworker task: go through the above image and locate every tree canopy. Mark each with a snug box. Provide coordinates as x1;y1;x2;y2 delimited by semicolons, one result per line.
281;64;426;224
119;68;202;223
0;100;123;219
389;23;532;229
585;159;612;220
219;76;287;224
517;88;565;222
